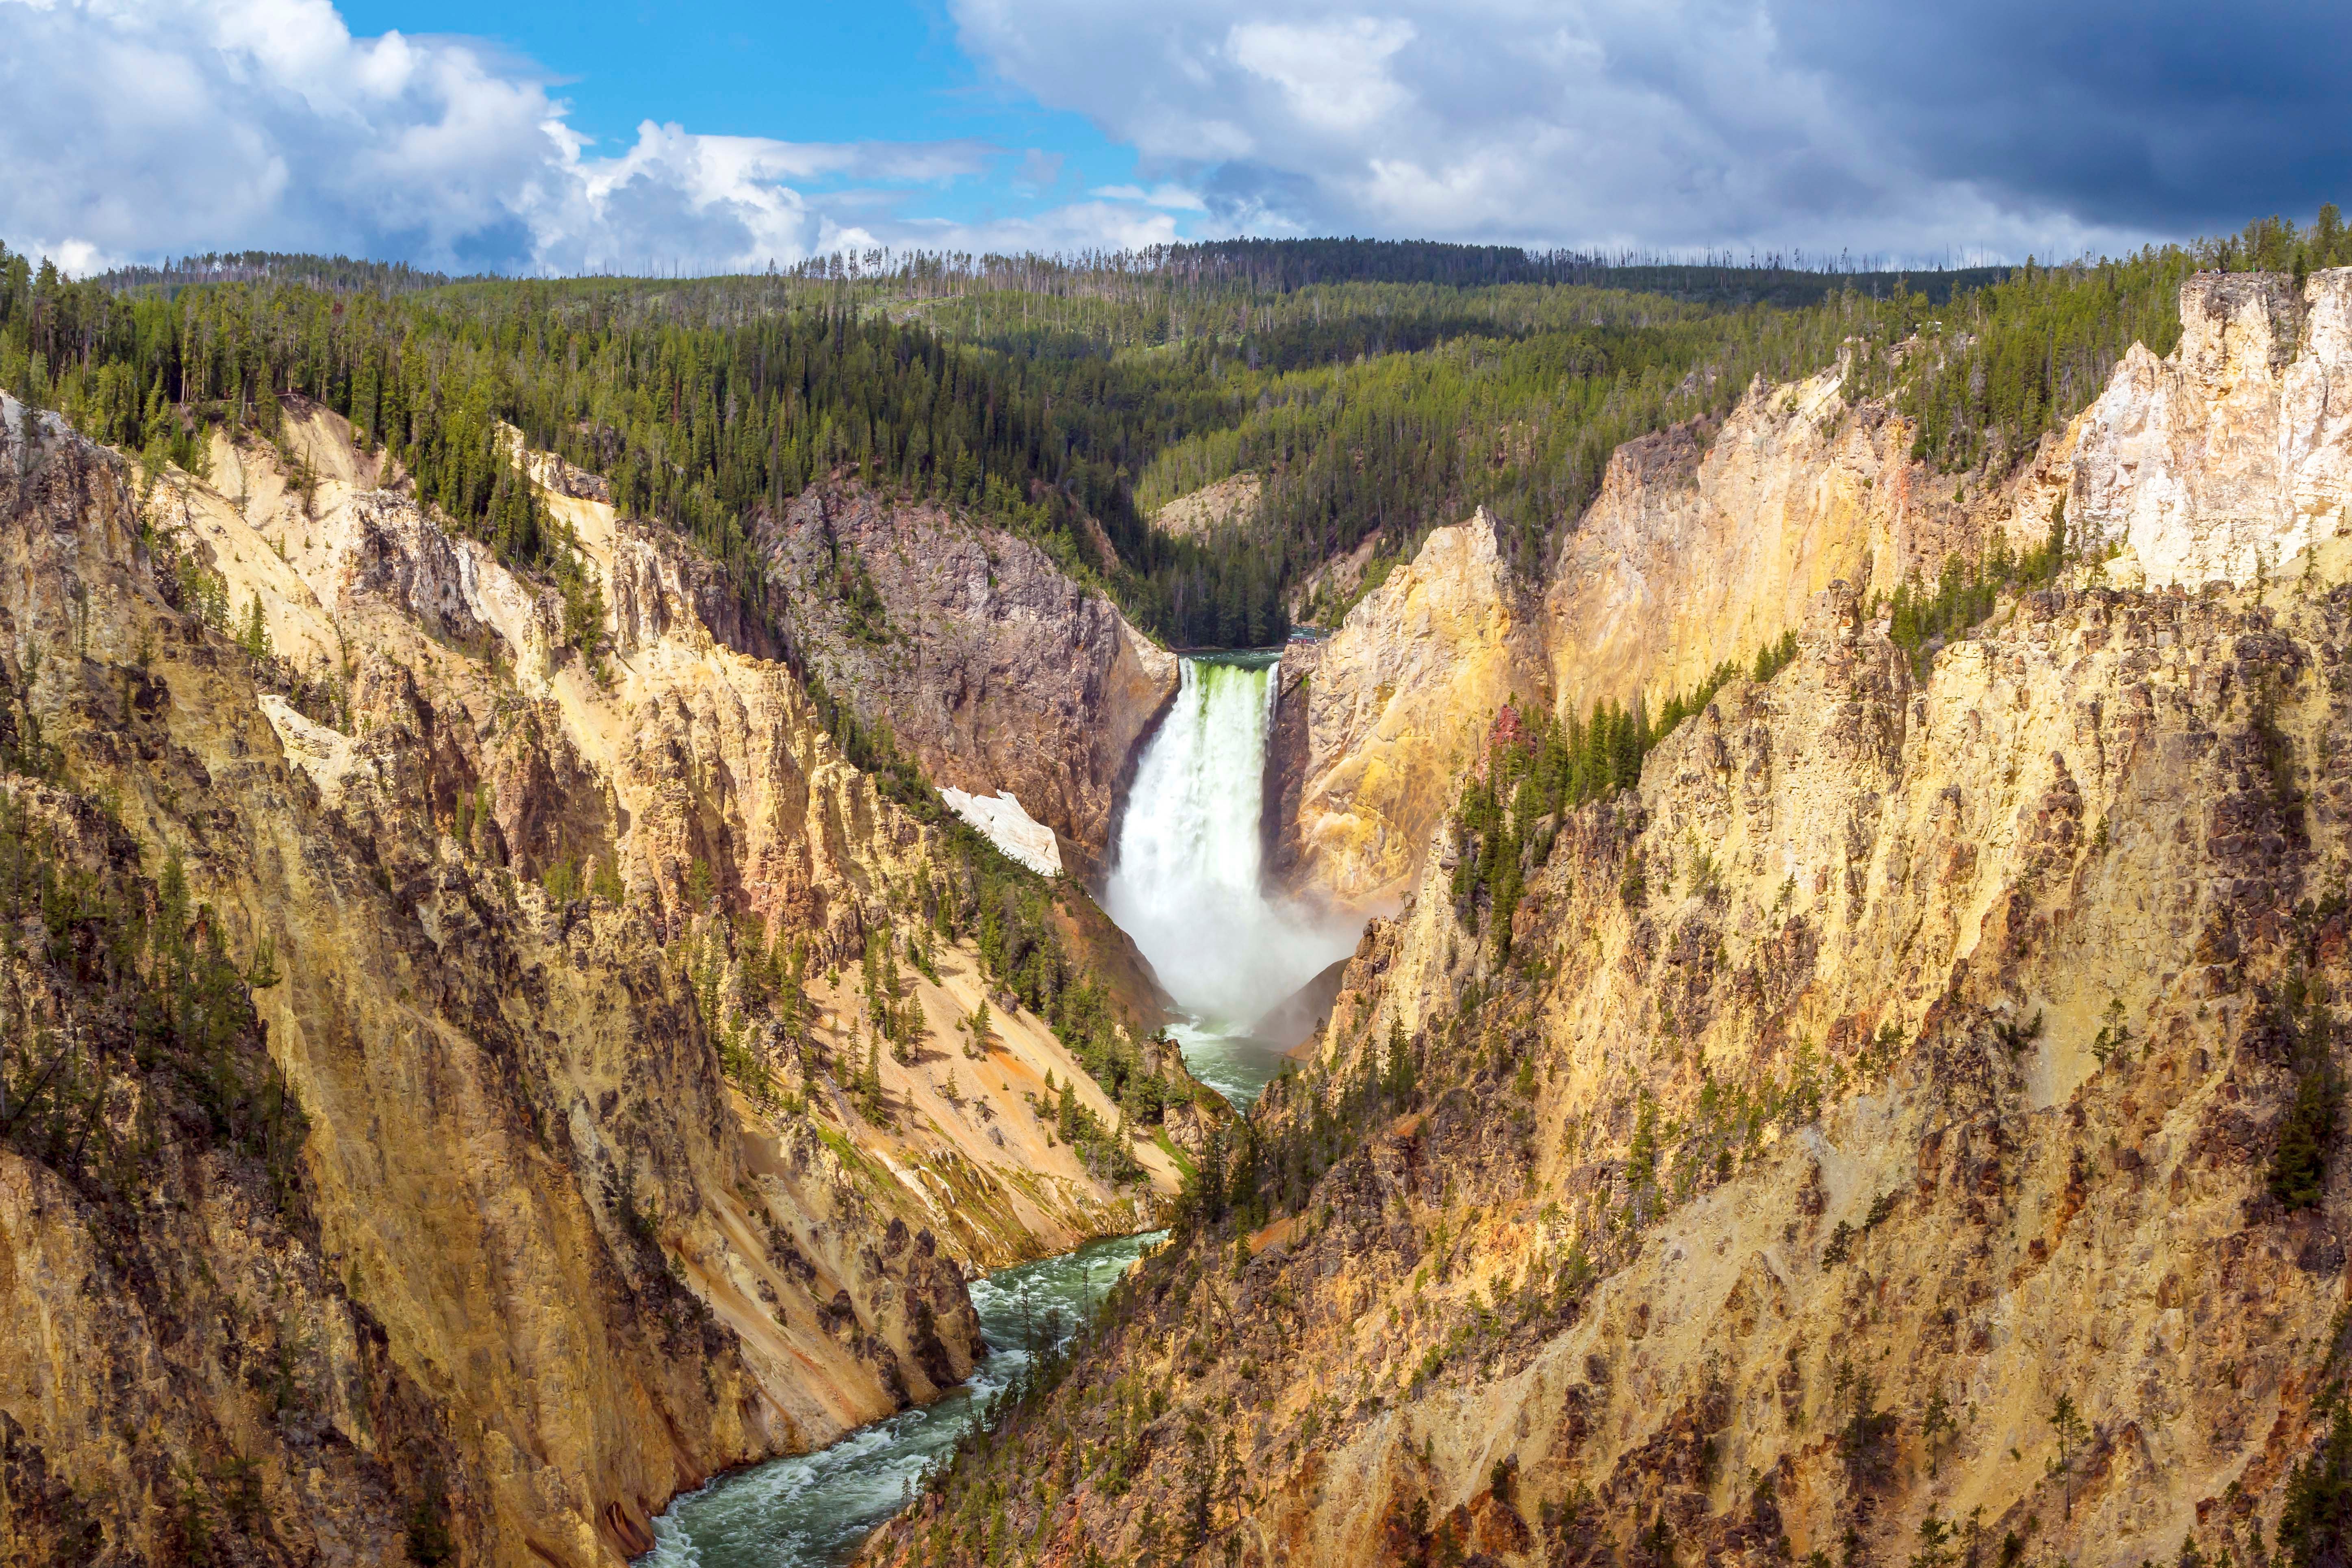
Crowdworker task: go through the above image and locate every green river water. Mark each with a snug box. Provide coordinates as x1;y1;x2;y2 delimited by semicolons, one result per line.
641;1229;1163;1568
645;649;1349;1563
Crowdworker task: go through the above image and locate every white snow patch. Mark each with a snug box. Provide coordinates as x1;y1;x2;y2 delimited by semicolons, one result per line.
941;788;1062;878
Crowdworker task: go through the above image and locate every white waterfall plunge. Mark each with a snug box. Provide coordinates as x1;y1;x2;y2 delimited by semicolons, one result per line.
650;659;1355;1564
1104;655;1360;1043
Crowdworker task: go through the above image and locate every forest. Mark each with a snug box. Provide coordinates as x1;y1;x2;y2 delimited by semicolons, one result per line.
1;215;2345;650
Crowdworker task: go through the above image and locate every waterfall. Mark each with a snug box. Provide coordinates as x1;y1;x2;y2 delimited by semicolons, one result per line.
1104;655;1357;1035
649;657;1357;1561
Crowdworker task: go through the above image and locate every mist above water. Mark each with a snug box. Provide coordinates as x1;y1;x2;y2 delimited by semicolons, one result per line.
1103;655;1360;1032
647;660;1356;1564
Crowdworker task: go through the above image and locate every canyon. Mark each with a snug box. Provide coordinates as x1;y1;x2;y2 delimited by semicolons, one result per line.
9;259;2352;1568
863;268;2352;1568
0;394;1202;1566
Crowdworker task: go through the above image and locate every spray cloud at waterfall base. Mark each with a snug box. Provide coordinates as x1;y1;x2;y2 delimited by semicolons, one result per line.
1104;655;1362;1092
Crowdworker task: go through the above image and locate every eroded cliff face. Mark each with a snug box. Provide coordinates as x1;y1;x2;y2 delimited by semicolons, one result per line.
870;554;2352;1568
200;408;1190;1260
0;395;1189;1566
758;485;1178;875
866;271;2352;1568
2072;270;2352;587
1271;269;2352;919
1269;511;1545;913
1542;369;2041;720
1264;369;2030;917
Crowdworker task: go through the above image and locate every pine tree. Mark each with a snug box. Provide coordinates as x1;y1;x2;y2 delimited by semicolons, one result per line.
2280;1401;2352;1567
237;593;272;660
1922;1386;1957;1477
860;1033;884;1123
2047;1392;2089;1519
1383;1016;1415;1109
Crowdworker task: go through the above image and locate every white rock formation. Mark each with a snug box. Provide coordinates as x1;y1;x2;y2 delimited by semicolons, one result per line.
2072;267;2352;585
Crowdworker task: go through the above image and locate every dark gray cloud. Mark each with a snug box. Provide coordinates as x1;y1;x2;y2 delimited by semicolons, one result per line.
950;0;2351;258
1774;0;2352;231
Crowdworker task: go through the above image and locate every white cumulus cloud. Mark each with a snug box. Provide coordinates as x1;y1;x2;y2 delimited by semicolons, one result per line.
0;0;1175;273
1226;17;1416;137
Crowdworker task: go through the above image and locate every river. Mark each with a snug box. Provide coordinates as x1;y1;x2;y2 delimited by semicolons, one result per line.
645;651;1353;1566
641;1230;1162;1568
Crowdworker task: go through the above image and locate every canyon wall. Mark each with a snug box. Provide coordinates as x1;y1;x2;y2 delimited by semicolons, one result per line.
1270;269;2352;918
1541;368;2038;719
759;486;1178;877
1267;510;1546;913
870;269;2352;1568
2072;271;2352;586
1263;368;2026;917
875;513;2352;1568
0;397;1192;1566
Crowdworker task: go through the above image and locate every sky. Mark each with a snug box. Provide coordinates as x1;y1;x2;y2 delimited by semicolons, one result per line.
3;0;2348;276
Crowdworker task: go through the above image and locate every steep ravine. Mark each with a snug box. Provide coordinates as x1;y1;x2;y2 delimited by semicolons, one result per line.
650;647;1320;1566
0;395;1204;1566
862;269;2352;1568
872;543;2352;1568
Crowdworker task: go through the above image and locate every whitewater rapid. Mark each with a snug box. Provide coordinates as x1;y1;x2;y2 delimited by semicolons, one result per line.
1103;654;1359;1044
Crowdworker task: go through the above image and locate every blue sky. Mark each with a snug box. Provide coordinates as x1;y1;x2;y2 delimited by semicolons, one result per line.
332;0;1143;231
4;0;2349;276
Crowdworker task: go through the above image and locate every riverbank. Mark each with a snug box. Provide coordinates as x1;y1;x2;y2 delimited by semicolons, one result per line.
642;1230;1164;1567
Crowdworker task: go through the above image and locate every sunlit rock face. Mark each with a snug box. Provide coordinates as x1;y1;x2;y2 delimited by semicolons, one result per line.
869;271;2352;1568
1270;509;1546;915
1273;270;2352;923
870;556;2352;1568
0;398;1191;1566
943;786;1062;877
2071;268;2352;588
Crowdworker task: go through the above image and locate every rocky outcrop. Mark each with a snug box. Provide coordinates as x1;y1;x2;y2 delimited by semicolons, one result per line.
1261;636;1320;893
758;485;1178;874
1268;510;1545;912
2072;268;2352;586
1542;366;2035;718
1152;471;1263;540
1268;270;2352;917
870;562;2352;1568
0;397;1190;1566
1263;381;2021;914
941;787;1063;876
